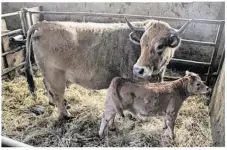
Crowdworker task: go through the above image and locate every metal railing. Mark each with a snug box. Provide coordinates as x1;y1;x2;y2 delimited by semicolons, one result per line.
1;8;36;77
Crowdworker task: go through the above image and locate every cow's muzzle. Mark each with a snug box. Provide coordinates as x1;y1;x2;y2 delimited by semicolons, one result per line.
133;64;153;78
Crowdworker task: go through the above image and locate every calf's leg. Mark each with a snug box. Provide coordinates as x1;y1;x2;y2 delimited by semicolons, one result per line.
164;113;176;140
108;113;116;130
99;110;116;137
163;117;167;129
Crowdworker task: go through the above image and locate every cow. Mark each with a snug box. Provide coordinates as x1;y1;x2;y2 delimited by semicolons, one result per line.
99;71;210;139
24;17;191;119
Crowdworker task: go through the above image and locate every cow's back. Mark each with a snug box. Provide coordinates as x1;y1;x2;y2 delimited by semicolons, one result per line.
31;21;141;89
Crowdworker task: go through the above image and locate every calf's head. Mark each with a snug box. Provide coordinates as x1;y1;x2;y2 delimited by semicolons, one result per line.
185;71;210;95
125;18;192;78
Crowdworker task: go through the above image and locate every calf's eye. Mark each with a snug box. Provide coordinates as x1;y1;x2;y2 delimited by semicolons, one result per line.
196;83;200;86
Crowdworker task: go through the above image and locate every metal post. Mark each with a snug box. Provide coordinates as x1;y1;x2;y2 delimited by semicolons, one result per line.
1;39;9;69
19;10;26;36
206;21;225;85
2;136;32;147
21;8;29;36
26;10;33;28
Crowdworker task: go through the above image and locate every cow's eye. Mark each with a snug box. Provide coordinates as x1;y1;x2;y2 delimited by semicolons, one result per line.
196;83;200;86
157;44;164;50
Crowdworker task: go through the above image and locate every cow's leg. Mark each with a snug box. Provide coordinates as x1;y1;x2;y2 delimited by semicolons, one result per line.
44;67;71;119
43;78;55;106
158;67;166;83
164;113;176;140
99;110;116;137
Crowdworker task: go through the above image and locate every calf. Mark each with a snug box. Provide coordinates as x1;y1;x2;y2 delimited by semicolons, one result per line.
99;71;210;139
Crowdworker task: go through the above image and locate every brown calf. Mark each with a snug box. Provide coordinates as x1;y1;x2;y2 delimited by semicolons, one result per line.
99;71;210;139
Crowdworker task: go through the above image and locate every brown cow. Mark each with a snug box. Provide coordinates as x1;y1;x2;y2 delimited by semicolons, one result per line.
24;18;191;119
99;71;210;139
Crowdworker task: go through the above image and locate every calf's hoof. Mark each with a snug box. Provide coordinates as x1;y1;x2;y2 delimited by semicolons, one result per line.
163;129;174;140
98;132;105;138
163;125;167;129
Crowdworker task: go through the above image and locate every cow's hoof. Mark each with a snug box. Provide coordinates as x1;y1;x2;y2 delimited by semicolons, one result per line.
127;114;137;121
109;126;116;131
63;115;74;120
29;105;45;115
58;113;73;120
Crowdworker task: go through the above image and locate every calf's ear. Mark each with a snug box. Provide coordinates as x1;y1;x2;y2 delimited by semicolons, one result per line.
185;70;190;76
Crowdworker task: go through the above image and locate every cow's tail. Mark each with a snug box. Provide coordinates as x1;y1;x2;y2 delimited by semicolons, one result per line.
109;77;125;118
24;22;42;99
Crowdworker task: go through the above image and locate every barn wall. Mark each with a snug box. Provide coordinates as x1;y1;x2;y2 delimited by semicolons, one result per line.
209;58;225;147
1;2;225;69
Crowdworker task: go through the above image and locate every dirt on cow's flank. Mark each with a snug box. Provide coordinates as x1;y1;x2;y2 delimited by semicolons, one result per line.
1;70;212;147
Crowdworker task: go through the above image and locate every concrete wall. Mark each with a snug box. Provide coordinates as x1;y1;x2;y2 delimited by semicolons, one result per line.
209;58;225;146
1;2;225;70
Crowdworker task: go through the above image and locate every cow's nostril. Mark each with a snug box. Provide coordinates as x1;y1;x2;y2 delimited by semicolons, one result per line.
206;87;209;91
138;68;144;75
154;66;157;71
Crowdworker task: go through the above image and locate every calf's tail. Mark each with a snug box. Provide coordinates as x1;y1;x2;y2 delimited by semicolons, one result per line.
109;77;125;117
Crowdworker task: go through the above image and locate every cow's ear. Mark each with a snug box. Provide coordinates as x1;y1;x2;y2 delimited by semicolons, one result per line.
168;34;180;48
129;31;144;45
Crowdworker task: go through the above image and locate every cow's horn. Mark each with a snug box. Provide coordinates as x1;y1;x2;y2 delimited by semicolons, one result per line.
176;19;192;35
125;17;145;32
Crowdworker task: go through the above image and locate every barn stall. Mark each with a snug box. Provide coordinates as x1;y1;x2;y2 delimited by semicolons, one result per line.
1;2;225;147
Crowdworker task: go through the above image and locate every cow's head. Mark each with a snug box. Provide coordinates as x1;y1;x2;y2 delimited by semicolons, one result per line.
125;17;192;78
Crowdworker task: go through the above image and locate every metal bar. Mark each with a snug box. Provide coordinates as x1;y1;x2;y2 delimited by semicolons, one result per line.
164;76;180;81
21;8;29;37
1;29;22;37
206;21;225;85
19;11;26;36
2;136;32;147
212;49;225;77
29;11;224;25
29;11;34;26
181;39;216;47
2;46;25;57
1;39;9;69
1;12;19;18
164;76;206;83
2;62;25;76
26;11;32;27
170;58;211;66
